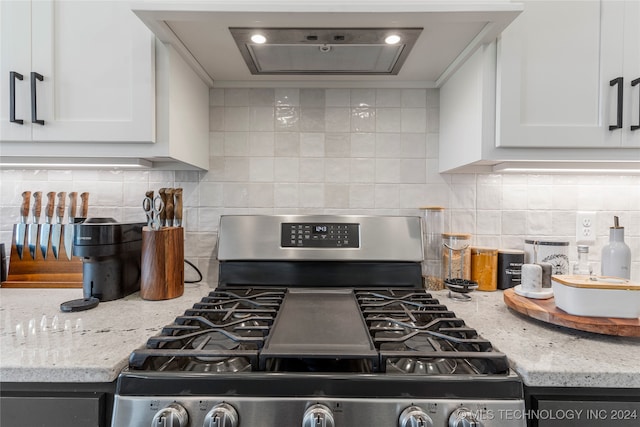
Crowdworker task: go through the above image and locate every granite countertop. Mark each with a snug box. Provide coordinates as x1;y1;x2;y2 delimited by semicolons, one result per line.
1;286;638;387
0;284;211;383
430;289;640;389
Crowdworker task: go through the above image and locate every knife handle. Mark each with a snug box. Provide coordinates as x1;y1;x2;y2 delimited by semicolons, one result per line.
21;191;32;218
32;191;42;221
45;191;56;220
56;192;67;221
174;188;183;227
165;188;175;226
158;188;167;226
68;192;78;220
80;192;89;218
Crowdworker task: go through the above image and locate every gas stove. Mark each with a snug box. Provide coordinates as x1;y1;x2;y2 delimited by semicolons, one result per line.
111;215;524;427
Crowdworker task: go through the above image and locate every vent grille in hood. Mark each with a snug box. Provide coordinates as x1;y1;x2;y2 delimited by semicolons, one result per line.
230;28;422;75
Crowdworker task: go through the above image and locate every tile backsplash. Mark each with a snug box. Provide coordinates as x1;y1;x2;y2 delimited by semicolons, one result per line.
1;88;638;282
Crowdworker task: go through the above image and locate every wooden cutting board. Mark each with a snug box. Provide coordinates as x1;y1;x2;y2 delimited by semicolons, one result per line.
503;288;640;337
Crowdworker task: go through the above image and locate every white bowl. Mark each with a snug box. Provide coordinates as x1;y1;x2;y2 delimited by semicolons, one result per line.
551;275;640;319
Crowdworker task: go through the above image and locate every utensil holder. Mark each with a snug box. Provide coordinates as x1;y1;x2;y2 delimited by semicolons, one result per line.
140;226;184;300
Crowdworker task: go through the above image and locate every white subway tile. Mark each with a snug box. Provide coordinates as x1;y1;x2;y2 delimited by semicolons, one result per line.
275;132;300;156
274;157;300;182
249;107;275;131
350;89;375;107
350;133;376;157
275;88;300;106
224;132;249;156
275;107;300;131
351;108;376;132
300;133;325;157
376;108;402;132
402;108;426;133
375;184;399;208
375;133;402;158
300;89;325;107
300;107;325;132
375;159;401;183
299;183;325;207
249;183;274;207
325;184;350;208
249;88;275;106
249;132;275;156
375;89;402;107
325;107;350;132
224;157;250;181
249;158;274;182
402;89;427;108
224;107;250;131
349;184;375;208
325;89;350;107
325;158;350;183
325;133;350;157
400;159;426;184
299;158;325;182
274;183;299;207
350;158;375;183
224;89;249;106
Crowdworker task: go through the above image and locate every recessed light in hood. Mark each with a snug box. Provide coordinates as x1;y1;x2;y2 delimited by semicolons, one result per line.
230;28;422;75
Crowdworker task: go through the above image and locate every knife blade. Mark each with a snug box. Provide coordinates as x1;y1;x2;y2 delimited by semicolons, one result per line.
51;192;66;259
80;192;90;218
64;192;78;260
27;191;42;259
40;191;56;259
165;188;175;227
15;191;31;259
174;188;183;227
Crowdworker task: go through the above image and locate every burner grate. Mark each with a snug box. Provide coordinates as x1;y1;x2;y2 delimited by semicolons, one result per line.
355;288;510;375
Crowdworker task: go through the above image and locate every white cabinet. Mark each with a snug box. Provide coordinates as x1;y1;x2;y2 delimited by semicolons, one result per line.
439;1;640;173
496;0;639;149
0;0;155;143
0;1;209;170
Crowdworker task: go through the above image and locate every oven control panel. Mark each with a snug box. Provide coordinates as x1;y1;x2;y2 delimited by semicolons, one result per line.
281;223;359;248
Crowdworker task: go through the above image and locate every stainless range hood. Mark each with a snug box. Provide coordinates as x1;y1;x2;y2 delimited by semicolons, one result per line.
229;27;422;75
132;1;523;87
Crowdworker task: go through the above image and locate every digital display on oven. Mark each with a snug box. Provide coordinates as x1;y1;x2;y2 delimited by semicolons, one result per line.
281;223;359;248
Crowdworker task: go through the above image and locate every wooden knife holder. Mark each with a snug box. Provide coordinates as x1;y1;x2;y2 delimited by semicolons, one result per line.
1;224;83;288
140;226;184;300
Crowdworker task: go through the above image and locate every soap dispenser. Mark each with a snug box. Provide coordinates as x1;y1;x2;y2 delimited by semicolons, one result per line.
601;216;631;279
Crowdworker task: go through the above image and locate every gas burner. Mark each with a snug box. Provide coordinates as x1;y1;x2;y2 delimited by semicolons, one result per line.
192;332;241;362
184;356;252;373
386;357;457;375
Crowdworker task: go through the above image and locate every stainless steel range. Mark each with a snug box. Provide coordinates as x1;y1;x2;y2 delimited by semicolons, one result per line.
111;215;525;427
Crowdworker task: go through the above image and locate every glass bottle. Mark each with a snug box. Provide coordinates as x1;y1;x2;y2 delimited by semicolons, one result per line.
572;245;592;276
421;207;445;290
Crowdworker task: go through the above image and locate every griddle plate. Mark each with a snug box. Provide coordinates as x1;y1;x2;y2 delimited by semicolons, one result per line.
261;289;377;360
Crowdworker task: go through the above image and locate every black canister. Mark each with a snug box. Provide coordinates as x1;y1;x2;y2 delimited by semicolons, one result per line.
498;249;524;289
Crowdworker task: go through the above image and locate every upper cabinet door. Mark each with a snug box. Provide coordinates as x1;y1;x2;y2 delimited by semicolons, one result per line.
496;0;626;148
1;0;155;143
622;0;640;147
0;0;32;141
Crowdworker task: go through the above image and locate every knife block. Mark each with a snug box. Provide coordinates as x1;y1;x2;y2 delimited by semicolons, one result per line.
1;224;83;288
140;226;184;300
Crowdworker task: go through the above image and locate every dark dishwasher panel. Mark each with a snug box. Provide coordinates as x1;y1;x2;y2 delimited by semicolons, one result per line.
526;387;640;427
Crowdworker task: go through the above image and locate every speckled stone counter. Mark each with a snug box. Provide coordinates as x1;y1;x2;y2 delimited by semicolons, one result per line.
0;283;212;383
431;289;640;388
2;286;638;388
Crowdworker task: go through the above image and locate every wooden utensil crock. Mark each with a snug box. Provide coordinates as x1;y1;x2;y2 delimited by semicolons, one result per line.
140;226;184;300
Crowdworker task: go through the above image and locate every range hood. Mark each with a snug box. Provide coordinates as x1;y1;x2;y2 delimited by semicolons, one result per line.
132;0;523;88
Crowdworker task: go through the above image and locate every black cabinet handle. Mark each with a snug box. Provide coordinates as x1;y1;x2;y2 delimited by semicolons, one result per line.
30;72;44;125
609;77;623;131
9;71;24;124
632;78;640;131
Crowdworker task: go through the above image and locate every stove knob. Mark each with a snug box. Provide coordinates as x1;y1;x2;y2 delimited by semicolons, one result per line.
151;403;188;427
302;404;335;427
448;408;484;427
203;403;239;427
399;406;433;427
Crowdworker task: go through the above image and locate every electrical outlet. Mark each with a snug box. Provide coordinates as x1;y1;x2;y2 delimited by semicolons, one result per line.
576;211;596;245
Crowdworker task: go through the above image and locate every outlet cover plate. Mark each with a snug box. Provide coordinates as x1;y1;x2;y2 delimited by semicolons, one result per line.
576;211;596;245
